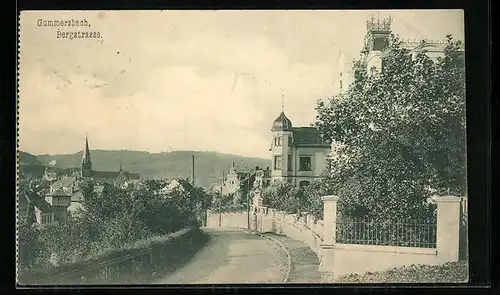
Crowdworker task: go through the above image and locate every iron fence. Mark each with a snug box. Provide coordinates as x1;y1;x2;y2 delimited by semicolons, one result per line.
336;216;437;248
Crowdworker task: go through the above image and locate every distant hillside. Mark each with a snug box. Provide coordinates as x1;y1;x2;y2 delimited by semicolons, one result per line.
19;151;42;165
35;150;271;189
19;151;46;178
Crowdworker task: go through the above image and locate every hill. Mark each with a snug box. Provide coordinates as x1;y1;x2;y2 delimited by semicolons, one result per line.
19;151;46;178
35;150;271;189
19;151;42;165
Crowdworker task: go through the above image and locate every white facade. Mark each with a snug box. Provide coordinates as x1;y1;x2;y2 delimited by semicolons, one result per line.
270;112;330;187
222;163;242;196
334;16;463;96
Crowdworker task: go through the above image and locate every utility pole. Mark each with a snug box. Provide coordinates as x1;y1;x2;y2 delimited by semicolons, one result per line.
219;170;224;227
192;155;195;186
247;175;251;230
192;154;204;226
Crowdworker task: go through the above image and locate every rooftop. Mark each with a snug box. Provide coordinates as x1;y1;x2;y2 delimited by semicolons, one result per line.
51;176;79;190
271;112;293;132
292;127;331;147
24;190;53;213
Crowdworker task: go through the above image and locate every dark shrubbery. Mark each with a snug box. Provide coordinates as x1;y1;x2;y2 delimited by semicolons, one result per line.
258;36;466;253
18;179;204;271
315;35;466;223
18;219;48;271
261;180;332;220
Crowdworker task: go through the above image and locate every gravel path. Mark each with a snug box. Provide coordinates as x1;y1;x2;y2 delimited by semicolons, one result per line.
262;233;322;283
154;227;289;284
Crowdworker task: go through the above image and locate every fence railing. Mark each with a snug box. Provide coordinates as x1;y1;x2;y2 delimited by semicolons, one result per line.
336;216;437;248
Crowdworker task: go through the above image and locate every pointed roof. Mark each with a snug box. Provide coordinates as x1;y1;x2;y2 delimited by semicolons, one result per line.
271;112;293;132
24;190;53;213
81;134;92;165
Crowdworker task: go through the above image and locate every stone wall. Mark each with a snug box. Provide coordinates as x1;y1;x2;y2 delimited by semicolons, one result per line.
205;195;463;282
319;195;463;281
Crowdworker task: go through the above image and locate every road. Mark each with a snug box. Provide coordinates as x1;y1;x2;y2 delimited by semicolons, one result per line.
154;227;289;284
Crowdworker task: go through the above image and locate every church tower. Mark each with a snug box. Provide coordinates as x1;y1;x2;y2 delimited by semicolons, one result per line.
81;134;93;177
361;13;392;73
270;93;293;183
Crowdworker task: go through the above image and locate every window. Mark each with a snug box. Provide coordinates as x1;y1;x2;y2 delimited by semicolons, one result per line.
274;137;282;146
299;180;310;188
274;156;282;170
42;214;53;224
299;156;312;171
288;137;293;146
287;155;293;171
373;38;389;51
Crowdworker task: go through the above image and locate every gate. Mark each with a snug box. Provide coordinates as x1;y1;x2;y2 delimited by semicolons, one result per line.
252;213;263;232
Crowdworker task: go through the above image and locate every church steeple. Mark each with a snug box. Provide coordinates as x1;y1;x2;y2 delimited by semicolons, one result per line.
81;133;92;177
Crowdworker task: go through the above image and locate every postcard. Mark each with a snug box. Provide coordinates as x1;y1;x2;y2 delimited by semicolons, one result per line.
17;10;467;286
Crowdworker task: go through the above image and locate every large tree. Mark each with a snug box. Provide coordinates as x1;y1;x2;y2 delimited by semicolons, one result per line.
315;35;466;221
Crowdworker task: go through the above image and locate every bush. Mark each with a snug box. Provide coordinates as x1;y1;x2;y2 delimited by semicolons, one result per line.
18;219;47;270
38;215;105;266
20;179;204;270
337;261;468;283
315;35;466;222
98;210;150;251
261;180;327;218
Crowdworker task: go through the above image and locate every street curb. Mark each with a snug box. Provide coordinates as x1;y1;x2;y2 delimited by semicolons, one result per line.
246;230;292;284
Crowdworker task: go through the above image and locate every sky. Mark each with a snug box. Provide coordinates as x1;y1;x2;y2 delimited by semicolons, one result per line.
18;10;464;158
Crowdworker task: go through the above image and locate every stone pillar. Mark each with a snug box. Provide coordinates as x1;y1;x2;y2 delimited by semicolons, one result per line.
318;195;340;277
321;195;339;244
431;195;461;264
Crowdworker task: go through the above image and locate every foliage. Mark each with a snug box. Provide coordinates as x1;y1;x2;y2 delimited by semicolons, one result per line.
207;189;235;210
20;178;205;270
213;204;248;214
261;180;326;218
337;261;468;284
301;180;336;219
18;219;47;270
38;215;104;266
98;210;150;250
315;35;465;221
